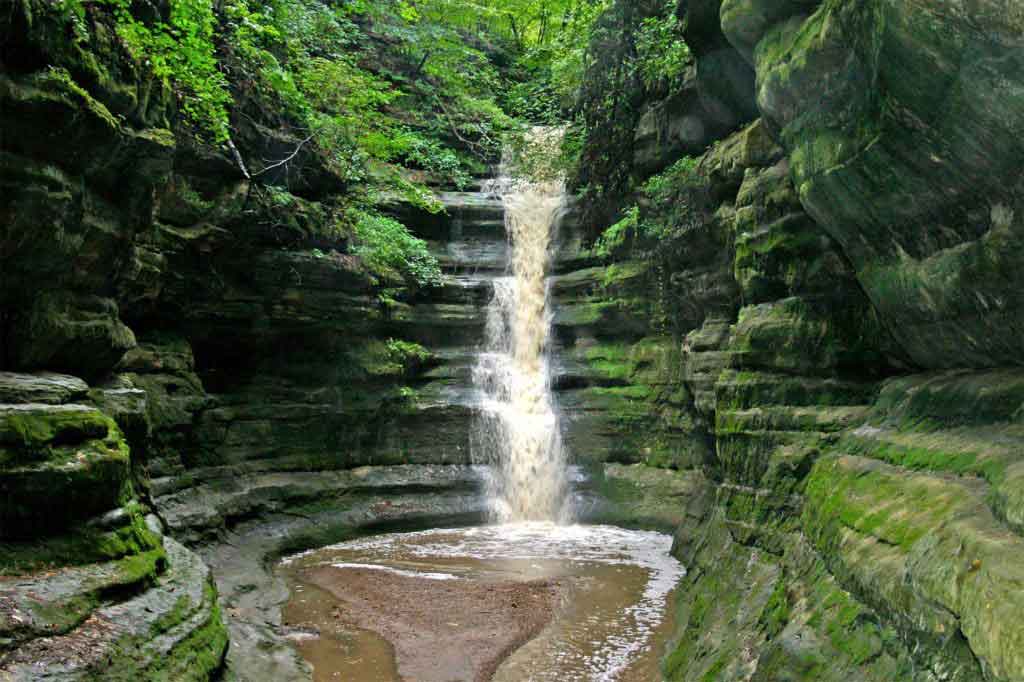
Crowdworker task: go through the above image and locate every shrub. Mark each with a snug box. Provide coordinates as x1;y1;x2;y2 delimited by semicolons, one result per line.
351;211;442;288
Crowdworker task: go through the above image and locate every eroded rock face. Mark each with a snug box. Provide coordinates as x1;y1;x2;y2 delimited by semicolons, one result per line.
0;374;228;680
633;0;759;177
727;0;1024;369
569;0;1024;677
0;1;506;678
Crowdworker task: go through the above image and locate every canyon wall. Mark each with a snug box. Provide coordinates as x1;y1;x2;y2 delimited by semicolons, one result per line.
0;2;499;677
3;0;1024;680
560;0;1024;680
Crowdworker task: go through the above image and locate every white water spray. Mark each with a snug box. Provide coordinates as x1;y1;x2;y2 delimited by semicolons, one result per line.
472;129;571;524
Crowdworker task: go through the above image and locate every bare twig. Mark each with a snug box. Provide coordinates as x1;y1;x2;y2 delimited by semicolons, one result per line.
413;51;433;79
252;133;316;178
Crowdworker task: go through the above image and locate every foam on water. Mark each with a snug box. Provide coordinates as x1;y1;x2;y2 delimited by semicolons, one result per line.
329;562;462;581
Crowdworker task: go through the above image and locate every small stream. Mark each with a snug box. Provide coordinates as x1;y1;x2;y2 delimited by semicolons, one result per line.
280;523;684;681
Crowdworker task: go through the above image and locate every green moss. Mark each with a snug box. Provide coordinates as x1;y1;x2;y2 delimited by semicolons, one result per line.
874;370;1024;427
836;433;1010;486
589;385;654;401
599;260;648;289
0;505;162;575
347;338;435;379
37;66;120;131
1;423;133;538
0;406;115;462
760;576;791;639
584;343;636;380
26;548;166;635
803;457;968;555
93;581;228;681
701;654;729;681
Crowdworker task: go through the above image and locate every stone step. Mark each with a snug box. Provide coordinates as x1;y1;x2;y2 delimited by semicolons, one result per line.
437;191;505;221
0;404;131;539
0;545;166;650
154;465;484;541
714;369;878;409
836;423;1024;537
433;243;509;273
0;373;88;405
804;454;1024;681
0;537;226;680
716;405;872;435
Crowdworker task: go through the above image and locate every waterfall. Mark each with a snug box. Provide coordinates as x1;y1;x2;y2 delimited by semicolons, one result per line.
472;129;571;524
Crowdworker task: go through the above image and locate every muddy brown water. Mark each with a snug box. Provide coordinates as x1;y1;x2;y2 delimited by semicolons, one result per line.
279;523;684;682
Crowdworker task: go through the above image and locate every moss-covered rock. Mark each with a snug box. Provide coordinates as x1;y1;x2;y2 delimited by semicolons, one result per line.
0;404;133;539
804;455;1024;681
749;0;1024;369
0;537;227;681
9;292;137;379
729;297;886;376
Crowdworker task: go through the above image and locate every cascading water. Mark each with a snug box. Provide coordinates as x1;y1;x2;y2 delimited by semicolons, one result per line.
472;130;571;524
279;132;688;682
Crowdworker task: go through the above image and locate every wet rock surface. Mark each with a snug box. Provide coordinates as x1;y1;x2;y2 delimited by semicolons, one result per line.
561;0;1024;680
2;0;1024;679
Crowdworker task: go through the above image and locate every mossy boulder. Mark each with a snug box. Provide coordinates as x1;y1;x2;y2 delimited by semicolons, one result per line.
804;455;1024;681
732;160;855;304
729;297;886;376
748;0;1024;369
0;404;132;539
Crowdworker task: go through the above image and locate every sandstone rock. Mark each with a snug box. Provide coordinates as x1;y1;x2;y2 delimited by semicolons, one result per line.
0;372;88;405
10;292;136;379
0;403;131;539
748;0;1024;368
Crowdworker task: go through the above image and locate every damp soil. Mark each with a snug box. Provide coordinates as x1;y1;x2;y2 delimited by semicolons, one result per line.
279;524;684;682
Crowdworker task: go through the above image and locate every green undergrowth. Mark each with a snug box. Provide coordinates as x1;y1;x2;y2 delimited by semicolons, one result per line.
571;0;696;236
350;211;442;288
57;0;228;140
593;156;704;257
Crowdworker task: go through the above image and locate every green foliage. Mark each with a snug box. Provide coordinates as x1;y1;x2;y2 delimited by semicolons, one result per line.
57;0;665;294
642;155;699;199
505;125;575;182
220;0;518;191
592;155;702;256
404;136;472;188
107;0;231;141
569;0;694;235
594;205;640;256
56;0;229;139
350;210;442;288
760;576;792;639
385;339;433;365
635;1;691;91
498;1;611;120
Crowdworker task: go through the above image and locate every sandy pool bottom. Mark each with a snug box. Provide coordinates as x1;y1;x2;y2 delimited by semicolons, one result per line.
280;523;685;682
